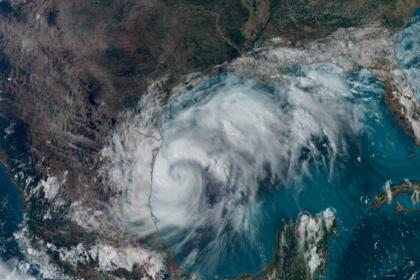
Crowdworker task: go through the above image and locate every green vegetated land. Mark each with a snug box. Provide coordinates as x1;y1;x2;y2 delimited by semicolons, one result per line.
235;216;339;280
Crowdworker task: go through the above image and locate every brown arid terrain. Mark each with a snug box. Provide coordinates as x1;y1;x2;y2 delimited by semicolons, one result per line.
0;0;419;279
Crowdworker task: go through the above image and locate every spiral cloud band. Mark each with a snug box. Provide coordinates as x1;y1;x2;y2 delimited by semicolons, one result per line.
150;63;373;278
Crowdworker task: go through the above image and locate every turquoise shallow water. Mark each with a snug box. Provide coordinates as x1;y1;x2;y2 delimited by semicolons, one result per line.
153;10;420;280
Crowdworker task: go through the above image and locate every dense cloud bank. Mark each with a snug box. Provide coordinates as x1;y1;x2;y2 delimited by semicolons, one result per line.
397;12;420;100
151;63;376;277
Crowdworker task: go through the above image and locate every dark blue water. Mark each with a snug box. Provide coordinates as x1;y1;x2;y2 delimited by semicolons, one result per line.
284;69;420;280
157;9;420;279
0;163;53;279
247;67;420;279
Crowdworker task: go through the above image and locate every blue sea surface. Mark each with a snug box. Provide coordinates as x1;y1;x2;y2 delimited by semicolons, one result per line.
0;163;53;279
285;69;420;280
156;9;420;280
252;66;420;280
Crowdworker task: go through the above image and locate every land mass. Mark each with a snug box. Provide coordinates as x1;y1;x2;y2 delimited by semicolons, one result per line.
234;216;339;280
368;181;420;215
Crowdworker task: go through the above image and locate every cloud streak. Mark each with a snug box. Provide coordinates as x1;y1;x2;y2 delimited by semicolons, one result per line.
151;63;373;278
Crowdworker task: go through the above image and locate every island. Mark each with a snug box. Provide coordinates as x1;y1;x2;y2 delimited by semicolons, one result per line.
409;153;419;158
235;216;339;280
368;181;420;215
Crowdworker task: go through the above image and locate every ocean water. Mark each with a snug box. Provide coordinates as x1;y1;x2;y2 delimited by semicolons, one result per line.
287;69;420;280
0;163;53;279
152;10;420;280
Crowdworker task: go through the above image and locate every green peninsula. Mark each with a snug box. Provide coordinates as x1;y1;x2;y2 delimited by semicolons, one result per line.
368;181;420;215
236;216;339;280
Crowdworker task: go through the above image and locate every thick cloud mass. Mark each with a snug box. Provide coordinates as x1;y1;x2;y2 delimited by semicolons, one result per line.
151;63;370;278
397;13;420;99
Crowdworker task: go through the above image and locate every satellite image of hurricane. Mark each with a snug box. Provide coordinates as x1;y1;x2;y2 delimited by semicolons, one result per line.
1;0;420;280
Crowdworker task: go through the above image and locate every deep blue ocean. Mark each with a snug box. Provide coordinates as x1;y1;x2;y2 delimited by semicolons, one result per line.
273;66;420;280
